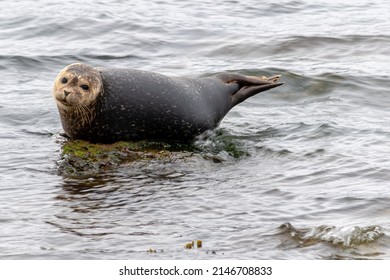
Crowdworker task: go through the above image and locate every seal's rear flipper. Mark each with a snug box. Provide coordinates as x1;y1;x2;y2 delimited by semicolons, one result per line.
216;73;283;107
231;81;283;107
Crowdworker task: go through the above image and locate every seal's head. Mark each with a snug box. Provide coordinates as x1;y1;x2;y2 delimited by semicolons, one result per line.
53;63;103;138
53;63;102;110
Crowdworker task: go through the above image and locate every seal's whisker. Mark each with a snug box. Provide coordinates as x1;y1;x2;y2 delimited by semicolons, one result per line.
76;104;88;126
75;105;83;125
80;103;93;125
82;105;90;125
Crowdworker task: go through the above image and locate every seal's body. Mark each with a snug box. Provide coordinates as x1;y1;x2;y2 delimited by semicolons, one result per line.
53;63;282;143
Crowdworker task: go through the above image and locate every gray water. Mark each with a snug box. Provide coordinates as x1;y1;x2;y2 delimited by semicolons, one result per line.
1;0;390;259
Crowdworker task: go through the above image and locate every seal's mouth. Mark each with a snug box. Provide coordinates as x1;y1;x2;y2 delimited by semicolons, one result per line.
55;96;72;108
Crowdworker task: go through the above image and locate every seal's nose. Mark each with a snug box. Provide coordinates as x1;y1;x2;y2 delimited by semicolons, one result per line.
64;90;71;97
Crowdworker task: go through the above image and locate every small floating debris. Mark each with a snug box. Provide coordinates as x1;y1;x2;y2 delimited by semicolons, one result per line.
147;248;157;253
185;241;194;249
206;250;217;255
185;240;203;249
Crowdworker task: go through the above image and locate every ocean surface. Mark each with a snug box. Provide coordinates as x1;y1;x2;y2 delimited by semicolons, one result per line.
1;0;390;259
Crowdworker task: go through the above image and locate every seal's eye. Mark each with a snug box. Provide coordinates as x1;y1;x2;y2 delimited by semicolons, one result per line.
61;77;68;84
80;84;89;91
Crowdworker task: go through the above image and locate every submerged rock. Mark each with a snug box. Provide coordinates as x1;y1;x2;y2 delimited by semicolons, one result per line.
57;139;195;176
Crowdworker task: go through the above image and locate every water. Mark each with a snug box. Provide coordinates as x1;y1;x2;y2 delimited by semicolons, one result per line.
1;0;390;259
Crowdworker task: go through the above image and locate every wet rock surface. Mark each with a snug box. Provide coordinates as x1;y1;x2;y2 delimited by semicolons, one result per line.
57;140;196;176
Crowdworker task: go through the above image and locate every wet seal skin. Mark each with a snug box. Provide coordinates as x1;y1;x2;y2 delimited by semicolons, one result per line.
53;63;282;143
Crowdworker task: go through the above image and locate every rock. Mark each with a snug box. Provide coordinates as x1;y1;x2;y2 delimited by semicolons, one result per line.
57;139;196;176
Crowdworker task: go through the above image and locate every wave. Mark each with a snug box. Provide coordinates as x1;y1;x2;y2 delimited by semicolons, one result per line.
0;54;144;72
207;34;390;59
278;222;384;247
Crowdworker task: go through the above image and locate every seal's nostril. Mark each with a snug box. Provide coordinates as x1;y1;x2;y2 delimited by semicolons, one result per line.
64;90;71;97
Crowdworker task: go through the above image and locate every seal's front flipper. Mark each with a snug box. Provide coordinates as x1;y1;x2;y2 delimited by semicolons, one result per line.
216;73;283;107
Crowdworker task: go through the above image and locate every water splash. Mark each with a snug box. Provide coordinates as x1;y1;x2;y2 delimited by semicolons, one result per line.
194;129;250;161
278;222;384;247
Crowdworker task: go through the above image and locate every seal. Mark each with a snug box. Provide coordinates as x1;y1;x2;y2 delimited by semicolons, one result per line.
53;63;282;143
